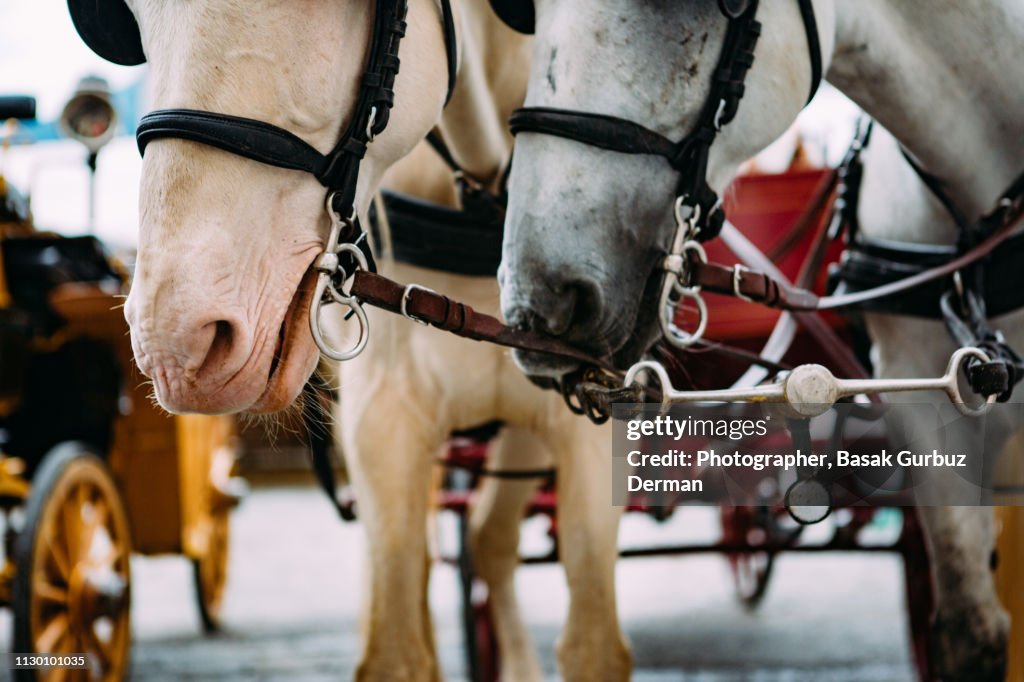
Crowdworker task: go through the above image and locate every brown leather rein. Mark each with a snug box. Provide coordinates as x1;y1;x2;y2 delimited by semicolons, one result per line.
347;270;617;371
343;185;1024;377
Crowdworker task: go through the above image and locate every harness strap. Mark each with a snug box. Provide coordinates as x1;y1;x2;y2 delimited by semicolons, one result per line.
137;110;350;183
685;173;1024;316
690;258;820;309
509;108;678;160
899;149;973;237
439;0;458;104
370;189;504;275
425;130;462;173
348;270;615;369
301;382;356;521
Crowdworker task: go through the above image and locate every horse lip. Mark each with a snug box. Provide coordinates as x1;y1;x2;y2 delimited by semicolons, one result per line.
250;267;318;413
268;316;287;379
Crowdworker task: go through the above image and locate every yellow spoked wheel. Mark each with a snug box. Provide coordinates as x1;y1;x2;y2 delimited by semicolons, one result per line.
192;507;229;633
13;443;131;682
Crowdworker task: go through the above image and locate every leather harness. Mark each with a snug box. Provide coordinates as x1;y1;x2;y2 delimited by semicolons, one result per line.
133;0;457;264
369;133;507;276
69;0;1024;420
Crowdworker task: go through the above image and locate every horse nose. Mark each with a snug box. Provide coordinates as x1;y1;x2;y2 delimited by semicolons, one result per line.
191;318;244;381
125;286;254;398
505;274;603;339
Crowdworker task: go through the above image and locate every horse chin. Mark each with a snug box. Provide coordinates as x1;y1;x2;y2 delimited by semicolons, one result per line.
512;348;582;379
249;268;320;414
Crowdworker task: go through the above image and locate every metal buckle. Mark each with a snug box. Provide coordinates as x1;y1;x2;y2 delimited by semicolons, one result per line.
308;194;371;361
660;201;709;348
400;284;436;326
366;106;379;142
733;264;755;302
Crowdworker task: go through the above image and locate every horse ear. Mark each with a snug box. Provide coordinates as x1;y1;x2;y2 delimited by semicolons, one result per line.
67;0;146;66
489;0;535;34
718;0;753;19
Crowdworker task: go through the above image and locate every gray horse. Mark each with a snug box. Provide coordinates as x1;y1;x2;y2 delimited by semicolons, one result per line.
497;1;1022;679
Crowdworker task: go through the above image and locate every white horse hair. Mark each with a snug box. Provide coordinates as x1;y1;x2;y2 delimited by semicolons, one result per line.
328;2;628;678
857;125;1018;680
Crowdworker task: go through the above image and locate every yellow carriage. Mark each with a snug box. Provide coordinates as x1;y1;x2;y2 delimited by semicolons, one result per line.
0;94;245;680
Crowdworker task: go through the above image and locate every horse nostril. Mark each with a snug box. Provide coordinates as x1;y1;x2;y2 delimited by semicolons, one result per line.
195;319;237;379
506;306;537;333
505;276;603;340
552;278;603;338
540;287;578;336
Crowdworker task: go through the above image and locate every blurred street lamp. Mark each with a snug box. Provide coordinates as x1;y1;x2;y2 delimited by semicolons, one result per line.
60;75;118;233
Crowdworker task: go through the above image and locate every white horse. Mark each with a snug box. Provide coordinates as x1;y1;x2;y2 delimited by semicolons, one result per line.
856;125;1019;680
330;2;626;680
122;0;452;414
105;0;626;678
497;1;1022;679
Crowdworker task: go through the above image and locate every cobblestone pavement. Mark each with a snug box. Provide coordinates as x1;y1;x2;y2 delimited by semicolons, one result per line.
1;484;916;681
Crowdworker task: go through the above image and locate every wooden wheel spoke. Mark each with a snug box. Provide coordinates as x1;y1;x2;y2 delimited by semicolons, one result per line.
45;532;72;582
81;621;112;669
33;576;69;606
36;612;69;653
61;489;84;561
80;499;110;561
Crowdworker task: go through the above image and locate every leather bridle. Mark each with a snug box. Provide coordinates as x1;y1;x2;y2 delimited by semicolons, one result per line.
69;0;1024;424
132;0;458;361
508;0;822;243
508;0;822;351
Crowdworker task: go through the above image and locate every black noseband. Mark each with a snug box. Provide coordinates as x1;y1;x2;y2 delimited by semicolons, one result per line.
132;0;457;222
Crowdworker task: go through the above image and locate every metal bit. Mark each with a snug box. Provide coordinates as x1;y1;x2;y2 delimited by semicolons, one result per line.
625;347;998;418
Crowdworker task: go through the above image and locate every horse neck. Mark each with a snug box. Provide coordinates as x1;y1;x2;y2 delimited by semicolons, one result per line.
433;2;531;190
828;0;1024;220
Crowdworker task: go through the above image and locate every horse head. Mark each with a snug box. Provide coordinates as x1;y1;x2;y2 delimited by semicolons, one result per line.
497;0;833;376
71;0;456;413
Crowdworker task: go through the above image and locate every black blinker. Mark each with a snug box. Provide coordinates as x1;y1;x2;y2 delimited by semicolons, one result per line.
489;0;535;34
67;0;146;66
